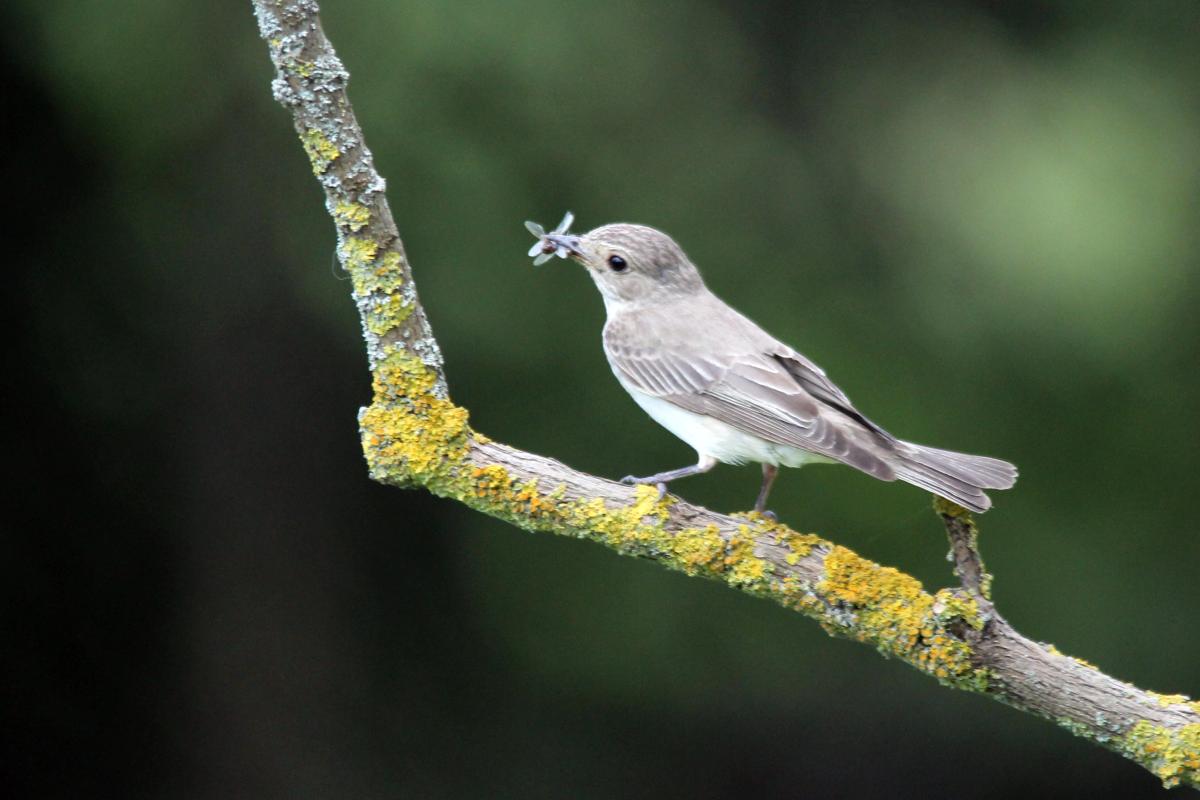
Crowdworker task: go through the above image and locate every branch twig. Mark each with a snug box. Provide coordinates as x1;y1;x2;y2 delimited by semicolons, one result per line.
936;497;993;606
251;1;1200;788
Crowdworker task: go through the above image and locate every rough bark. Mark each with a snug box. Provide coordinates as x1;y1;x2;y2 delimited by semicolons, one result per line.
251;1;1200;789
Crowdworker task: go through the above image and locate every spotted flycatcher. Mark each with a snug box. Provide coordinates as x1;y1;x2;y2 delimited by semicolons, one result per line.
526;214;1016;513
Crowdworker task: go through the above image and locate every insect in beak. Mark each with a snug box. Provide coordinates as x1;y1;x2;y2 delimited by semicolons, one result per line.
525;211;580;264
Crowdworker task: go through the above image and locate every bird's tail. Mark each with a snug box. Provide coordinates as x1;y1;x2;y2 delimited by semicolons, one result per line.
891;442;1018;513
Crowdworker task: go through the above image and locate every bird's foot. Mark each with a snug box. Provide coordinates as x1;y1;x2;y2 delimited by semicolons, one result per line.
749;505;778;521
620;475;670;501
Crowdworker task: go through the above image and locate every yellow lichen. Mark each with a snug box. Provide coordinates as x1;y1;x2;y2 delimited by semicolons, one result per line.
338;236;409;328
559;485;671;552
441;464;780;590
333;201;371;232
359;352;470;487
821;546;928;615
1122;721;1200;788
933;496;971;519
934;591;985;631
734;512;822;567
464;466;559;520
300;128;340;174
725;528;770;588
364;291;413;335
664;525;727;576
778;529;822;564
821;545;931;652
817;546;985;688
1149;692;1192;708
341;242;405;298
370;351;439;402
340;236;378;272
471;464;512;499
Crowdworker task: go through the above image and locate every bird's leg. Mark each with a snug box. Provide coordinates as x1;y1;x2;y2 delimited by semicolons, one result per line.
754;464;779;519
621;455;717;500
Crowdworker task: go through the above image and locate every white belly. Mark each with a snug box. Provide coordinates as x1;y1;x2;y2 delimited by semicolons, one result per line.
624;387;832;468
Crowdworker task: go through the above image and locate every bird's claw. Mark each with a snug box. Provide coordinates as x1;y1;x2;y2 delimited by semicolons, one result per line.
620;475;669;501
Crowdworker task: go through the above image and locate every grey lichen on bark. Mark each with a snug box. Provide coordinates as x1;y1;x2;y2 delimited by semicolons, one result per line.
250;0;1200;789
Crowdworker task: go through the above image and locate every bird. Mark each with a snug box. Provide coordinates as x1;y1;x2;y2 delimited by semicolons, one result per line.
525;213;1017;514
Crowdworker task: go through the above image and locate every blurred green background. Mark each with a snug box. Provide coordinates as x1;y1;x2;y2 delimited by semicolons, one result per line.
5;1;1199;797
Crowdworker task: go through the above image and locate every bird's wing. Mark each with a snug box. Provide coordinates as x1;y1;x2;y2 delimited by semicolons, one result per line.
605;320;897;479
768;345;893;440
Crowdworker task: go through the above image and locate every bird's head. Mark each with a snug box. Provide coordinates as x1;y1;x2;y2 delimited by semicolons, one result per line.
529;216;705;307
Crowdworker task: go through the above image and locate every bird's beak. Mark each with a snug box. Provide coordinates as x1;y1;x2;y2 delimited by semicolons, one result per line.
544;233;585;260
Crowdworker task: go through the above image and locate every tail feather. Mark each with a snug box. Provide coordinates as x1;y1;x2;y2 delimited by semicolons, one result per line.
892;442;1018;513
892;462;992;512
905;444;1018;489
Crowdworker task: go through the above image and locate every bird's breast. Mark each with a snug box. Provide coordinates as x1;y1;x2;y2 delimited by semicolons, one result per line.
619;383;829;468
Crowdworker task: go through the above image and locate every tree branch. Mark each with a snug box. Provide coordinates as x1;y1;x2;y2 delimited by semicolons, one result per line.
251;1;1200;789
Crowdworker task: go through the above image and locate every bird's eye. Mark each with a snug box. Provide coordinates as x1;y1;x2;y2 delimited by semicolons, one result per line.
607;254;628;272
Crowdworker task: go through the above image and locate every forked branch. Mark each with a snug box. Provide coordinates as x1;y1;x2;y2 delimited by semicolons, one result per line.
251;1;1200;788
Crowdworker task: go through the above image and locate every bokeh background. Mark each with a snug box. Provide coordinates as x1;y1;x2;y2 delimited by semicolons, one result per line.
5;1;1199;797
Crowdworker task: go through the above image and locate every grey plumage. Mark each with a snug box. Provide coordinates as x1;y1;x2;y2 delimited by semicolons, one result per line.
530;220;1017;513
